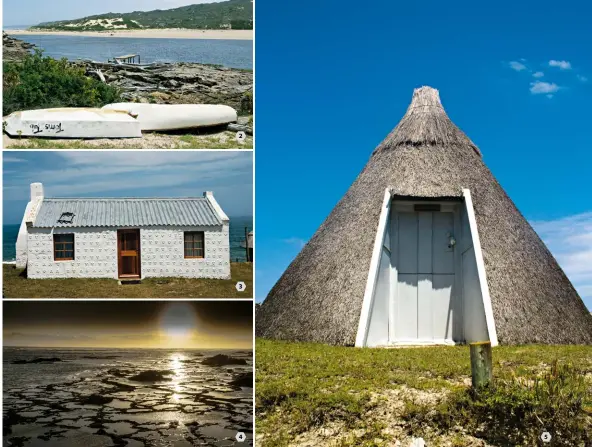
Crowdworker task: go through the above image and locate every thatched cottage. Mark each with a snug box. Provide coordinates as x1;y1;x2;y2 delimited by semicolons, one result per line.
257;86;592;346
16;183;230;280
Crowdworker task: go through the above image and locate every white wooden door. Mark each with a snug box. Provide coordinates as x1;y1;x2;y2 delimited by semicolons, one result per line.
392;208;457;343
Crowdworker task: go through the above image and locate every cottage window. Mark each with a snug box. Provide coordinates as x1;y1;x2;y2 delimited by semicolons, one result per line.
54;234;75;261
184;232;205;258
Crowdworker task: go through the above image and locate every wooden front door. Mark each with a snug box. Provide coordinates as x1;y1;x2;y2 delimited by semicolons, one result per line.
118;229;141;278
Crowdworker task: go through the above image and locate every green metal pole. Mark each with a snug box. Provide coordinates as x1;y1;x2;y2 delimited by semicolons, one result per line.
470;341;493;389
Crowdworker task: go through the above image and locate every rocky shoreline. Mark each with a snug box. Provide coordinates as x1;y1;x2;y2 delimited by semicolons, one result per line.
3;33;253;114
80;61;253;113
3;32;36;61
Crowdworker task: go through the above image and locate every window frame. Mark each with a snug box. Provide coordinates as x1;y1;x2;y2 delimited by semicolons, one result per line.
53;233;75;261
184;231;205;259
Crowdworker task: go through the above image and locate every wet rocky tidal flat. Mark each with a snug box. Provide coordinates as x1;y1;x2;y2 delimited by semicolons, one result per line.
3;349;253;446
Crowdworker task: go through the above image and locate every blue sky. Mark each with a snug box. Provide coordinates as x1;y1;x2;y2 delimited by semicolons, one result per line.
3;151;253;224
255;0;592;310
3;0;222;26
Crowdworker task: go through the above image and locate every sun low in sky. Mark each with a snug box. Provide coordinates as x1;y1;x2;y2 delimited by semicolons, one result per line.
3;301;252;349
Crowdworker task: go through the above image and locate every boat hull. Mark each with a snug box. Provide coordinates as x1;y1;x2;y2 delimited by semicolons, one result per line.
3;108;142;138
102;103;238;131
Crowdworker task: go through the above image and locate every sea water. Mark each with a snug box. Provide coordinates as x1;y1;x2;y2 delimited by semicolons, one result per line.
3;347;253;446
3;223;19;262
3;217;252;262
9;34;253;69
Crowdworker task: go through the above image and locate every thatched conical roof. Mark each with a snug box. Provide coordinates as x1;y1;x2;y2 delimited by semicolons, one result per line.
257;86;592;345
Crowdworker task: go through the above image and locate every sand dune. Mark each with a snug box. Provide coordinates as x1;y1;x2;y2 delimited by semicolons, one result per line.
8;28;253;40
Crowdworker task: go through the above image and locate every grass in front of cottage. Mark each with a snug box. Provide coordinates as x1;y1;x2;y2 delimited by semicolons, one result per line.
3;263;252;298
256;339;592;447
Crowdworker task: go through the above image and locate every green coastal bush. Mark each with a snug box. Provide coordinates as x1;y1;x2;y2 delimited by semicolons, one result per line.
3;50;121;116
240;91;253;115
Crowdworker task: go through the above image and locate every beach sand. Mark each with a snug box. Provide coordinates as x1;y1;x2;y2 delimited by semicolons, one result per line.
8;28;253;40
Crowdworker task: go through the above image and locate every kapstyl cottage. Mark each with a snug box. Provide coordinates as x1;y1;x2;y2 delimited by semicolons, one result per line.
257;86;592;346
16;183;231;280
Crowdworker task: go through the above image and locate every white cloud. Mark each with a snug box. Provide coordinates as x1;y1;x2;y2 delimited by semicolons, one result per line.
3;156;26;163
4;152;253;216
509;61;527;71
530;80;560;95
549;60;572;70
506;58;586;97
532;212;592;309
283;237;306;249
57;151;240;168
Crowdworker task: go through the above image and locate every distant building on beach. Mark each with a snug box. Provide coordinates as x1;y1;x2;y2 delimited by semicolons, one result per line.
16;183;230;280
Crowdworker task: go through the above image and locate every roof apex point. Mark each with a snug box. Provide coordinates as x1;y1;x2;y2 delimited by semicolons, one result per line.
408;86;442;109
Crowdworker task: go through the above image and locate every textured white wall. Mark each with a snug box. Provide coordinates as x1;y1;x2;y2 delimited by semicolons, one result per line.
27;228;118;279
141;225;230;279
27;225;230;280
16;201;35;268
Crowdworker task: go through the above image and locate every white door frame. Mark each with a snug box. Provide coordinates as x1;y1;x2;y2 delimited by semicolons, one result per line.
462;189;498;346
389;199;463;346
355;189;392;347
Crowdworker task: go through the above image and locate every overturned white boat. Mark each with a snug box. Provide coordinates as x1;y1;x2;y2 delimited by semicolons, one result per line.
3;108;142;138
102;103;238;131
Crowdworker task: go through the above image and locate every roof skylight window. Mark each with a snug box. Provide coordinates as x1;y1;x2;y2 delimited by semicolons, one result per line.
57;212;75;224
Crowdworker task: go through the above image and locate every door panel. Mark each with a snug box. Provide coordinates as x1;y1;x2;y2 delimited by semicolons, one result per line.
432;274;455;340
417;213;433;273
124;233;137;250
396;274;418;340
397;213;418;274
433;212;455;274
122;257;135;275
417;274;433;340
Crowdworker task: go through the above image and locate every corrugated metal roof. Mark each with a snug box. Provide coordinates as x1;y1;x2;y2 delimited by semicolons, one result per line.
32;198;223;228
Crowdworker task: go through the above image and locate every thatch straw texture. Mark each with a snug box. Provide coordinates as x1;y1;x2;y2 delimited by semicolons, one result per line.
257;86;592;345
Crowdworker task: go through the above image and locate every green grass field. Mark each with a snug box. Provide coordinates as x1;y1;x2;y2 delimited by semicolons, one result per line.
3;263;252;298
256;339;592;446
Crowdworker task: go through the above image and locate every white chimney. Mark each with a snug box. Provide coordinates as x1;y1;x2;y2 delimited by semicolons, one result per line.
16;183;44;269
204;191;229;222
31;182;44;200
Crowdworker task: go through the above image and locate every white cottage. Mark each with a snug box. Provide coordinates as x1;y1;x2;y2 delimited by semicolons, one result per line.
16;183;231;280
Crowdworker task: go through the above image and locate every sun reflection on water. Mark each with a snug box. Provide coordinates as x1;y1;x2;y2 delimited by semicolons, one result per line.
169;353;186;402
